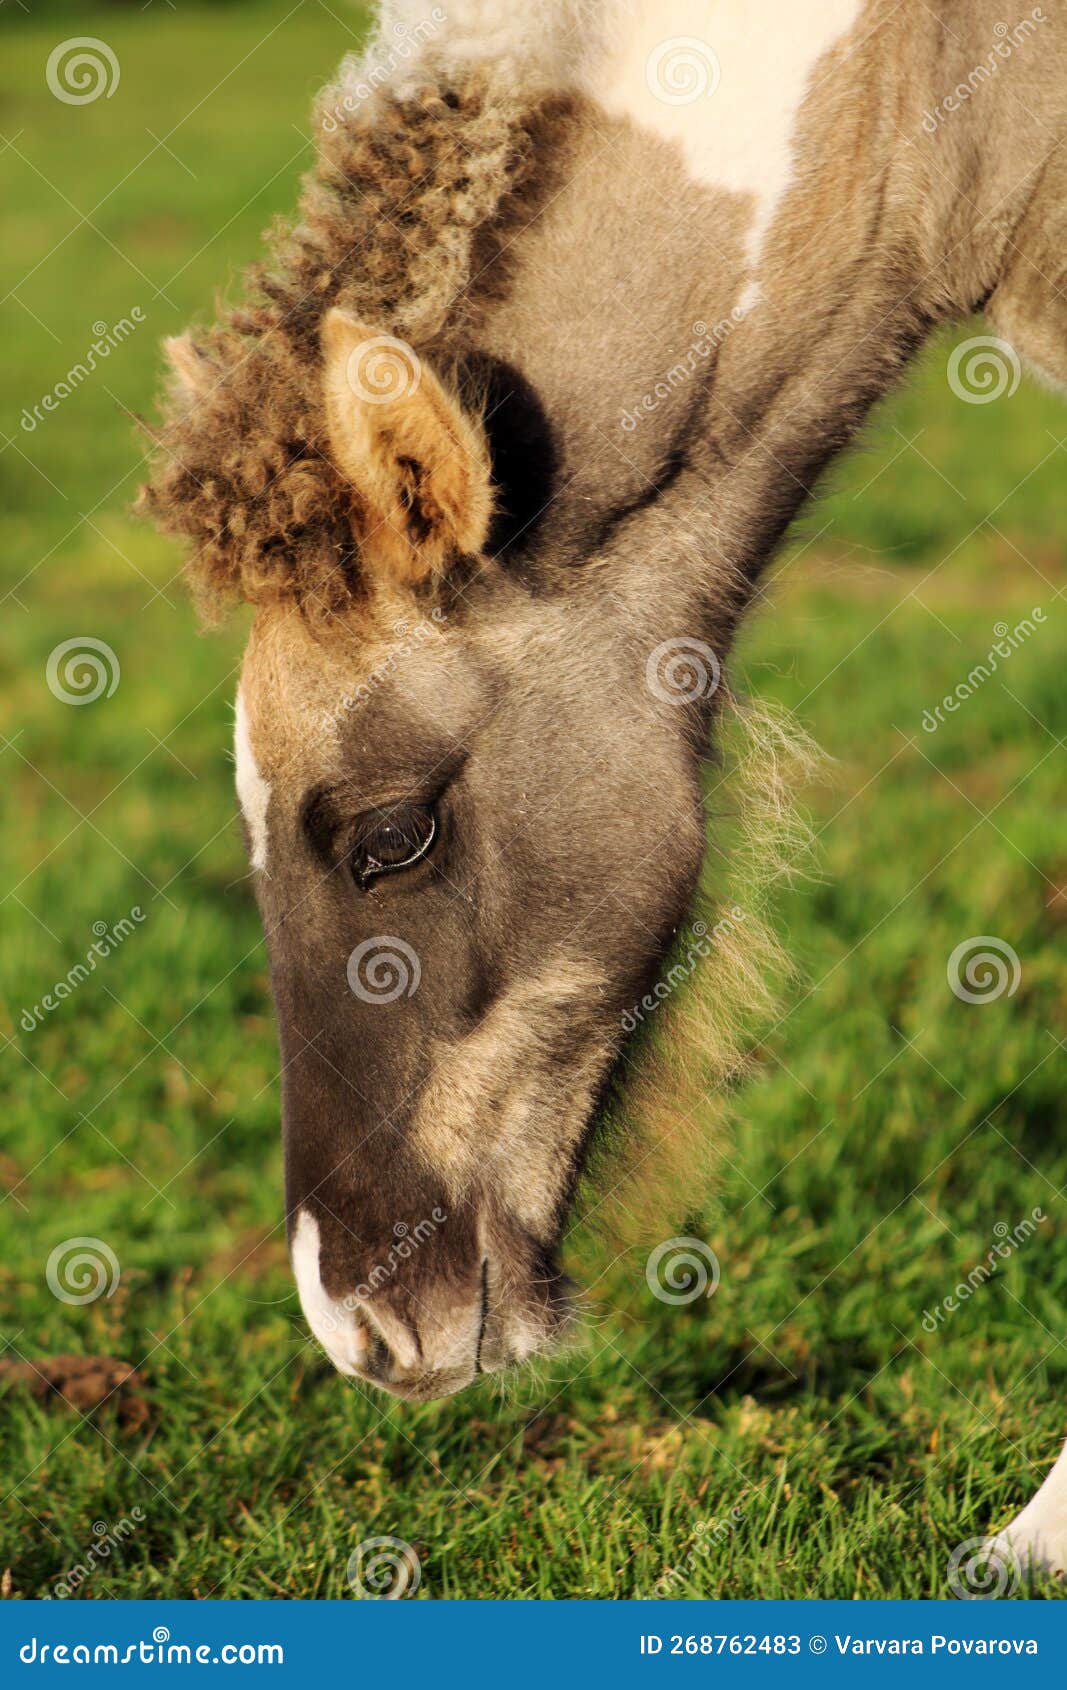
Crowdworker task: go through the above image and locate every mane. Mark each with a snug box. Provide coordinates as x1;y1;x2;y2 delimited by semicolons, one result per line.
139;67;546;623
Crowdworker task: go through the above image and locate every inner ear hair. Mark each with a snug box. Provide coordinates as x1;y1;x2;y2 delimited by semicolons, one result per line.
320;309;494;587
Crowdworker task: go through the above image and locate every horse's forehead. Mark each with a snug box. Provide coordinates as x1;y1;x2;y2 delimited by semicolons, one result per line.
237;609;368;784
236;599;480;793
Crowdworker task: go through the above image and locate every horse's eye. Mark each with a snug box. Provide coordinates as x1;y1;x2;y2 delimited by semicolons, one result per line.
350;804;437;889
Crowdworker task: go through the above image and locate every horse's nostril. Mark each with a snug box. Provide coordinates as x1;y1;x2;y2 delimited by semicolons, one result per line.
362;1331;394;1383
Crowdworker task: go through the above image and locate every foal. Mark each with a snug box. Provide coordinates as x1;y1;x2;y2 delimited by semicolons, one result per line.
144;0;1067;1571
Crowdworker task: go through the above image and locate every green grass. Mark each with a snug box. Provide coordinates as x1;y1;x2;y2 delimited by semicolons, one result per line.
1;2;1065;1601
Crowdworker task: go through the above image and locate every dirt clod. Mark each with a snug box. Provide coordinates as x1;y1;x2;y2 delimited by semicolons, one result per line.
0;1354;149;1430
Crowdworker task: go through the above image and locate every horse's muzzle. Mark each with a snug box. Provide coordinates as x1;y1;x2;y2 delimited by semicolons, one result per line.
290;1208;572;1400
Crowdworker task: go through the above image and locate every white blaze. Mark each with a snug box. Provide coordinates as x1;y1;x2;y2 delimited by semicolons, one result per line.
234;688;272;873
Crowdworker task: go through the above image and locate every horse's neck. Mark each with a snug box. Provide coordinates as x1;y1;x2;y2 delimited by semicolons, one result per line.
588;0;868;279
682;0;1063;582
467;0;1060;578
367;0;1063;587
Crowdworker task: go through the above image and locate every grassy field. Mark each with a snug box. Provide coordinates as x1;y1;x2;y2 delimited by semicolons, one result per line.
1;2;1065;1601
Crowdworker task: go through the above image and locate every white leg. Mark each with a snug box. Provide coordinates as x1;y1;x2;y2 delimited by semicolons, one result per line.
990;1436;1067;1578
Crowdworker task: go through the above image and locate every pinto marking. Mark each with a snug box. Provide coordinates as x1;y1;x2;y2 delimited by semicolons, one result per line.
592;0;863;271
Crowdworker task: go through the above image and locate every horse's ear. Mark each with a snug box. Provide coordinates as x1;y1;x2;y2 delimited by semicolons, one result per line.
320;310;493;586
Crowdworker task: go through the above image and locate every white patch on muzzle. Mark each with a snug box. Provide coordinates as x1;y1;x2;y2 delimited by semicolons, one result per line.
234;688;272;873
290;1209;370;1375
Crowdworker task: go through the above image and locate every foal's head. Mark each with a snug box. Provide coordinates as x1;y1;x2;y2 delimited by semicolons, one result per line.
144;81;741;1400
233;315;715;1398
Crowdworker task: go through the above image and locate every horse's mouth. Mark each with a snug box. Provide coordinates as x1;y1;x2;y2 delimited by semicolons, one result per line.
342;1272;579;1402
295;1208;580;1402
